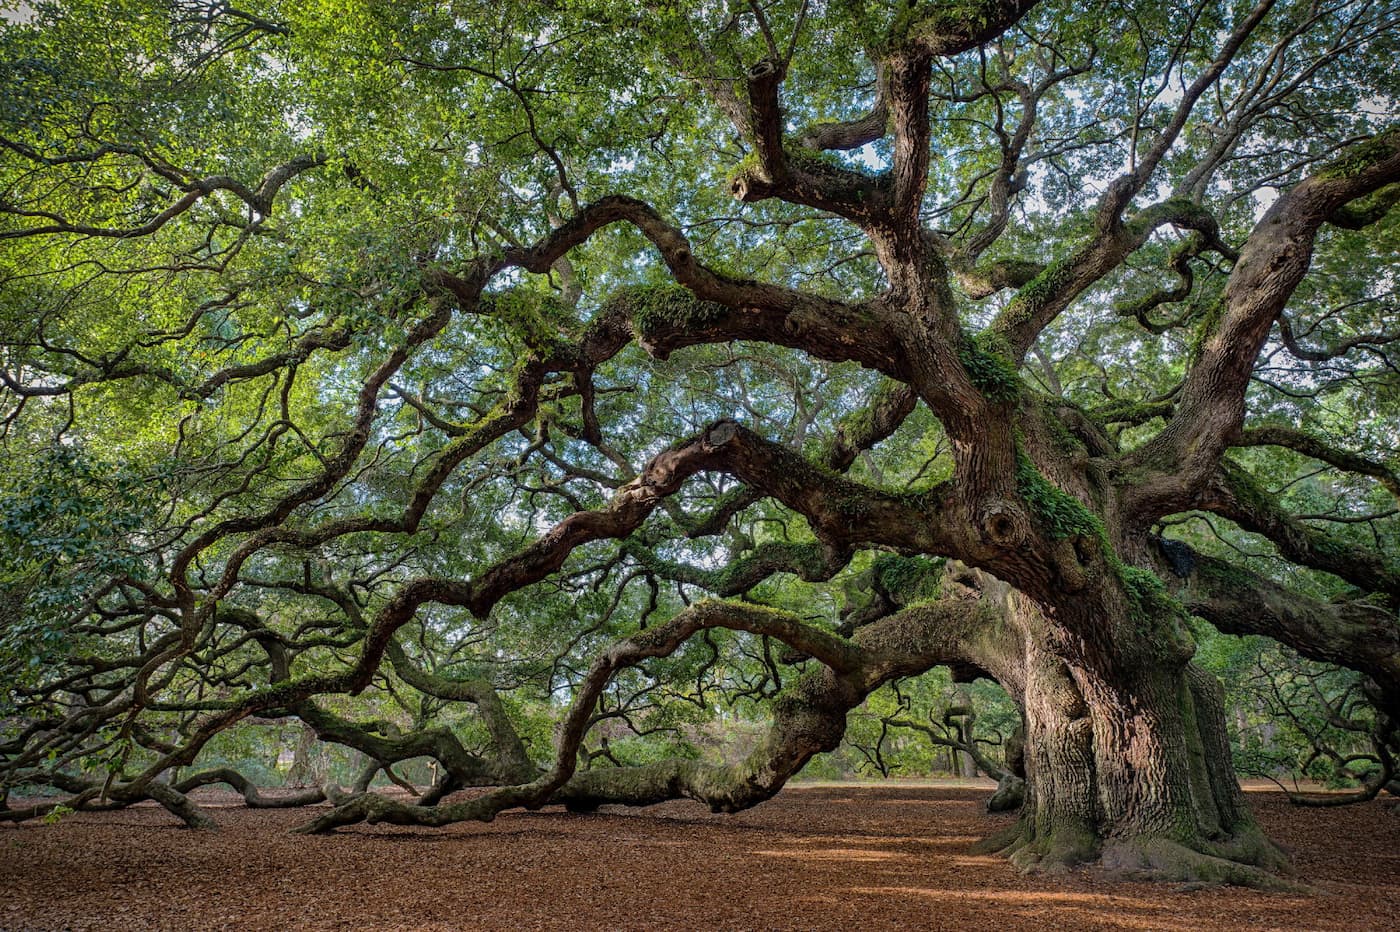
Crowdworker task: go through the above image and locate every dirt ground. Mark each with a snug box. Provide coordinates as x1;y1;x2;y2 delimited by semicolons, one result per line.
2;783;1398;931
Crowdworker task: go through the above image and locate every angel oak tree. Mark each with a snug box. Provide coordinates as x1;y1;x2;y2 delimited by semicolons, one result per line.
2;0;1399;889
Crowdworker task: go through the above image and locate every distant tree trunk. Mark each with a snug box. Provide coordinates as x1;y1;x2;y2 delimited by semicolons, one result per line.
952;685;978;778
286;724;318;787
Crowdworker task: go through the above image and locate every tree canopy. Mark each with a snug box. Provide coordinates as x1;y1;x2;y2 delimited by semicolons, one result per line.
1;0;1397;888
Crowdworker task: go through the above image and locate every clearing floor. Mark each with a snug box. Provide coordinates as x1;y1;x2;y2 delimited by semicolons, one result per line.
2;784;1397;930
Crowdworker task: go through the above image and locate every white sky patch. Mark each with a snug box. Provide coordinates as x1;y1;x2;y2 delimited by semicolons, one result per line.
853;142;886;172
1251;187;1279;220
1;2;35;25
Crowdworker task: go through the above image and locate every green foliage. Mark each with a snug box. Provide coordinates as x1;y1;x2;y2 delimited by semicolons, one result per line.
1013;451;1103;541
0;0;1396;817
958;332;1022;403
615;284;729;337
41;804;74;826
479;288;577;352
1196;634;1390;792
0;446;155;690
830;670;1021;780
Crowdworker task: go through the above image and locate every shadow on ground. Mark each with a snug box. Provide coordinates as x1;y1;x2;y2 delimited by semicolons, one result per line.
3;783;1397;930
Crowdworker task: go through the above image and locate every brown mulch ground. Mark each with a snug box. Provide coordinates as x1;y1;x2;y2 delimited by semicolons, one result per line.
2;783;1398;931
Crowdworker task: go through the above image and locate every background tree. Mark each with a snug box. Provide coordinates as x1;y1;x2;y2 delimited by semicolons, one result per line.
1;0;1397;889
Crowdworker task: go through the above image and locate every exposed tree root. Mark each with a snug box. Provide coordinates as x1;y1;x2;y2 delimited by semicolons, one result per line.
1004;826;1099;876
143;782;218;830
1098;837;1311;893
1195;825;1294;875
972;820;1306;891
986;774;1025;812
969;819;1025;856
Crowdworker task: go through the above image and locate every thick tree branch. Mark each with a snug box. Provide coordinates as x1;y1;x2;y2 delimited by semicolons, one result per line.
1233;426;1400;503
1124;127;1400;517
1197;462;1400;598
1160;541;1400;715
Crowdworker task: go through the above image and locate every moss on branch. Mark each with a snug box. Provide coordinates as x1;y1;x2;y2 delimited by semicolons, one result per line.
1014;450;1103;541
610;283;729;339
623;538;834;595
1015;446;1187;625
1319;127;1400;180
871;554;942;603
478;288;576;353
959;331;1022;403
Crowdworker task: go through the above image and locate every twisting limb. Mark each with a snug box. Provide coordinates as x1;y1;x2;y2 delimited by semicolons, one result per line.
78;416;963;804
297;591;992;831
1125;127;1400;516
1198;463;1400;599
1231;426;1400;504
1156;540;1400;715
293;599;868;831
173;768;328;809
0;152;323;240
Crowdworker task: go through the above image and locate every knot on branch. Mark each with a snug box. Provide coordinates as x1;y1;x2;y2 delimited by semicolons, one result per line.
728;166;774;203
978;499;1031;549
747;58;785;82
703;420;740;450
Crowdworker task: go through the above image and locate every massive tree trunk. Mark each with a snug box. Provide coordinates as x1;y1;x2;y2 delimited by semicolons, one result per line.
970;581;1293;887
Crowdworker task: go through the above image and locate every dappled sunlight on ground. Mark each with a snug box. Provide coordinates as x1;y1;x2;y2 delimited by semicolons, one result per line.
753;846;905;861
2;784;1395;930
